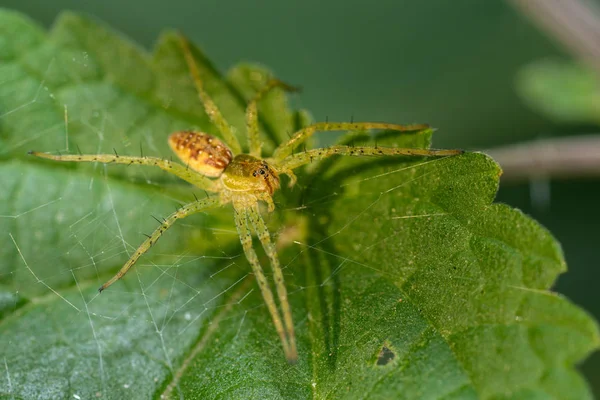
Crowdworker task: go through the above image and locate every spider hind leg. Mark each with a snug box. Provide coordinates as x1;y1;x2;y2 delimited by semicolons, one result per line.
234;207;297;363
247;204;297;362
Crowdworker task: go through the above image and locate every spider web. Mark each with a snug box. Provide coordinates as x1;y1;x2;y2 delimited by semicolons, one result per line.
0;32;271;398
0;25;439;399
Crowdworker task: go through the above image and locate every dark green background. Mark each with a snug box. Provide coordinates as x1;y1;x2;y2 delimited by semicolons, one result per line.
4;0;599;395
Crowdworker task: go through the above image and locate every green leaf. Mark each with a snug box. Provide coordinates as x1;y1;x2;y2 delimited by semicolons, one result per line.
516;60;600;124
0;10;598;399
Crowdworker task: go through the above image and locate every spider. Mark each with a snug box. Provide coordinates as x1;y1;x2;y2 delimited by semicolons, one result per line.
29;35;463;363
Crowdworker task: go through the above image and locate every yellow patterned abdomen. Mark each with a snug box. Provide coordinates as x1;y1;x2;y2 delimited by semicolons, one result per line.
168;131;233;177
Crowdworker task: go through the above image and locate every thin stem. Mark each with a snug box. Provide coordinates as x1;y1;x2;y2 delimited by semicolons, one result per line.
485;134;600;182
507;0;600;72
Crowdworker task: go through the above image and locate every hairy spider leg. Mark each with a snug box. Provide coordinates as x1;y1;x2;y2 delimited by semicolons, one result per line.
247;204;297;361
246;79;300;158
233;207;294;362
179;35;242;155
99;197;219;292
28;151;218;192
271;122;431;161
277;145;464;171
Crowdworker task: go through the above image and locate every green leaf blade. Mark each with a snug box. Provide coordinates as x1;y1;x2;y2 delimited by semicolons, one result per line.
0;9;597;400
517;60;600;124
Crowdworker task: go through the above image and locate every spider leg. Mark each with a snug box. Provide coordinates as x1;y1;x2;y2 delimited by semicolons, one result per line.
98;197;219;292
246;79;300;158
247;204;297;362
29;151;219;192
256;192;276;212
272;165;297;188
178;35;242;155
275;145;464;171
233;207;295;362
272;122;430;161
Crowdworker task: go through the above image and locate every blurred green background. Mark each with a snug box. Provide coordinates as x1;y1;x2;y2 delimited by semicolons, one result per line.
4;0;599;394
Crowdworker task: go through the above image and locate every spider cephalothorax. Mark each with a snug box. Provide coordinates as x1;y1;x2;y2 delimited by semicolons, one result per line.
220;154;281;211
220;154;280;196
30;35;463;363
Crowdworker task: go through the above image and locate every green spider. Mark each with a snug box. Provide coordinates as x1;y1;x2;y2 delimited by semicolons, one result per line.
29;35;463;363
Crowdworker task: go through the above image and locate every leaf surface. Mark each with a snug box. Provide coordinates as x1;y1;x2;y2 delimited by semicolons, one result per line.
0;10;598;400
517;60;600;124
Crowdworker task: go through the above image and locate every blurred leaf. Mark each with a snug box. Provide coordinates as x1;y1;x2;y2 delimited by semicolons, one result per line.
517;60;600;124
0;10;598;400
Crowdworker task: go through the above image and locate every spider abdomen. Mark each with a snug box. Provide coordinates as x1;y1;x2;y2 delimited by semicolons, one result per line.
168;131;233;177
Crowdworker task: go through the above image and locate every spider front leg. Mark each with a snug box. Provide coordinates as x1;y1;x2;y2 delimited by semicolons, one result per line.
29;151;219;192
233;207;296;362
276;145;464;171
256;192;276;212
98;197;219;292
247;204;297;361
179;35;242;155
269;164;297;188
246;79;300;158
271;122;430;161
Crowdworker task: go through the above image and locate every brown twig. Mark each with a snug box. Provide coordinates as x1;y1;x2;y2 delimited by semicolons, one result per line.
507;0;600;72
485;134;600;182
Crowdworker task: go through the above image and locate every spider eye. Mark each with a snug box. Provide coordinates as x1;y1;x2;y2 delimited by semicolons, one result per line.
251;165;270;179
